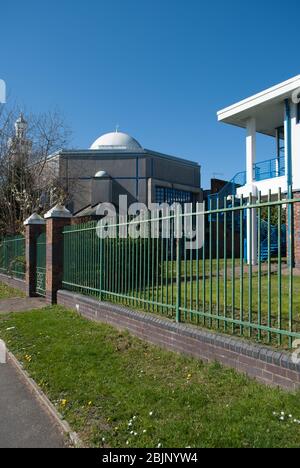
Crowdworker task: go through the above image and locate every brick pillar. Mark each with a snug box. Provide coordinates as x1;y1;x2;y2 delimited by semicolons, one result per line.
44;204;72;305
24;213;46;297
294;192;300;268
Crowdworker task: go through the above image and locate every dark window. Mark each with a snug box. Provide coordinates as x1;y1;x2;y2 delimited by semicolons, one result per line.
297;103;300;124
155;186;193;205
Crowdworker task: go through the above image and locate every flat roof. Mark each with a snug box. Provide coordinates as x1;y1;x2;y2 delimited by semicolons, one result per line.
217;75;300;136
47;148;200;168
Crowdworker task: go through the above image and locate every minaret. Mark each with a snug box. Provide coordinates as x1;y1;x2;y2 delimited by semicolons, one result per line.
15;113;27;139
8;113;32;160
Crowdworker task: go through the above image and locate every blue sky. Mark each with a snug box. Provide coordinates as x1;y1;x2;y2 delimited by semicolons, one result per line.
1;0;300;187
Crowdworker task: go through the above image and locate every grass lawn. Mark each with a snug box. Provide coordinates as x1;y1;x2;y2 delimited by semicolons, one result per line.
0;282;25;299
1;306;300;448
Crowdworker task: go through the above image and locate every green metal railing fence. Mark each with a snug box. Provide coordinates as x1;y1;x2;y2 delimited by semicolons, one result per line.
0;235;26;279
63;192;300;349
35;231;46;296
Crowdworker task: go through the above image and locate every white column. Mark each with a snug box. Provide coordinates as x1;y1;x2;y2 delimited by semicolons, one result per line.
247;197;258;266
246;117;256;184
246;118;257;265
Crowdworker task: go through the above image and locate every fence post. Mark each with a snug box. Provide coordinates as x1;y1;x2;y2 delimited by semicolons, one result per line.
24;213;46;297
99;235;103;302
44;204;72;305
176;237;182;323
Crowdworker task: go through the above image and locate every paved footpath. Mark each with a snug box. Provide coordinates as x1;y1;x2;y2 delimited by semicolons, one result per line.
0;297;66;448
0;358;66;448
0;297;46;315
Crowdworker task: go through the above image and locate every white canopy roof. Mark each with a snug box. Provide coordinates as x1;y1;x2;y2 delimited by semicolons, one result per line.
217;75;300;137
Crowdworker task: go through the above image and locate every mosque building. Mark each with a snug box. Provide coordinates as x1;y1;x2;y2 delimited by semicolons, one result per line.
46;130;202;216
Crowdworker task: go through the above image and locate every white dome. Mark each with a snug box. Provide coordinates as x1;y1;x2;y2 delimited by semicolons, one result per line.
94;170;109;178
90;131;143;151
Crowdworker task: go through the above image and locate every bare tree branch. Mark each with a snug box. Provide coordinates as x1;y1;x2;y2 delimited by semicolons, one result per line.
0;105;73;236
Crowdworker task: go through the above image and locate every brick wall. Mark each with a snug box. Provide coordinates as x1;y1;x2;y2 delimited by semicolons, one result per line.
0;273;26;292
57;289;300;391
210;178;228;195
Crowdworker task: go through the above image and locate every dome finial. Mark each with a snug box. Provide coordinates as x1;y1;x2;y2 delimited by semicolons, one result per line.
115;124;120;133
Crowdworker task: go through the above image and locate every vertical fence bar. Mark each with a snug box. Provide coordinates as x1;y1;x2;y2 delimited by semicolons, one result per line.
216;198;220;328
248;193;253;338
223;197;227;332
288;187;294;348
156;211;159;312
202;202;206;327
124;217;127;303
209;199;213;327
196;212;200;317
170;218;174;312
151;214;155;312
257;192;262;342
131;226;135;306
99;225;103;301
161;219;164;314
231;196;235;334
240;195;244;336
176;236;182;323
166;228;169;315
189;211;193;320
147;213;151;311
267;189;272;343
277;189;282;346
183;218;187;320
143;213;147;309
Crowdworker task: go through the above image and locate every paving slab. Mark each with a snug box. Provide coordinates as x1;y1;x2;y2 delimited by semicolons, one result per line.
0;297;46;314
0;358;66;448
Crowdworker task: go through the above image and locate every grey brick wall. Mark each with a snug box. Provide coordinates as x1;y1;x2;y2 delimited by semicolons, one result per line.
57;289;300;392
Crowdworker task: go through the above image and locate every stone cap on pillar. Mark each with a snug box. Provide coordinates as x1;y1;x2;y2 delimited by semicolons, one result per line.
44;204;72;219
24;213;46;226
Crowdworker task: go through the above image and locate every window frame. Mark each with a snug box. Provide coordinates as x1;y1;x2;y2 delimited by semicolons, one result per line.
155;186;193;205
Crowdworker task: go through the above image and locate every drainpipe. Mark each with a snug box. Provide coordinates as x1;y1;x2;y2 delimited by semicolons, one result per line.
285;99;293;190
